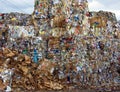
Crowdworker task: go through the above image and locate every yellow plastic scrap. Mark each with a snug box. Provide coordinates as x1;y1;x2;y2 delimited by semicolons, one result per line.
11;18;17;21
39;31;45;35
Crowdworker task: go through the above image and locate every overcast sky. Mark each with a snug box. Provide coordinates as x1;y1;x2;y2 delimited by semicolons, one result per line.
0;0;120;20
88;0;120;20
